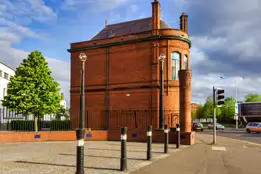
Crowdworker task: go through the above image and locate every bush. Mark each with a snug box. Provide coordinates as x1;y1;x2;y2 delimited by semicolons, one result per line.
50;120;71;131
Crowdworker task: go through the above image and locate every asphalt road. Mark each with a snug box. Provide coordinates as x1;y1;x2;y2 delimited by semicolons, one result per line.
199;128;261;145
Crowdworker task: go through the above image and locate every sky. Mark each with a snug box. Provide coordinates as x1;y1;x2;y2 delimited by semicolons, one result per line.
0;0;261;106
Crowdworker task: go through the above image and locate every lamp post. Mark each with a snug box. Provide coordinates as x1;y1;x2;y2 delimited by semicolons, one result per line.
159;53;166;129
76;52;87;174
220;76;238;129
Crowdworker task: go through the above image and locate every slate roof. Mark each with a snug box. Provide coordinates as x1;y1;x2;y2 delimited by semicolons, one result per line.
90;17;170;41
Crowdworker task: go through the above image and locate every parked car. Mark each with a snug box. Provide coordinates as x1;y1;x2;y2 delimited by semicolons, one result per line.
246;122;261;133
192;122;203;131
208;123;225;130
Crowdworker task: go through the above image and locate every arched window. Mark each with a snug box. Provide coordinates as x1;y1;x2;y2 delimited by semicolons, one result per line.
184;55;188;69
171;52;181;80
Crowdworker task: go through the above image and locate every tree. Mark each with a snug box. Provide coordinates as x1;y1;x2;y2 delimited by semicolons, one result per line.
2;51;61;132
55;106;70;120
191;104;204;120
202;96;221;120
245;94;261;102
220;97;236;121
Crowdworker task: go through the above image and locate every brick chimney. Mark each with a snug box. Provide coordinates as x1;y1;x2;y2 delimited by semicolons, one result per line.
180;12;188;34
152;0;161;35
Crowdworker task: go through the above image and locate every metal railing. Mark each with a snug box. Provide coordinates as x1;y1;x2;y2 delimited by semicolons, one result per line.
0;108;179;132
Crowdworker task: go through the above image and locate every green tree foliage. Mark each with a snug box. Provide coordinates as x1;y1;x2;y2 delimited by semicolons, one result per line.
2;51;61;131
55;106;70;120
245;94;261;102
191;104;204;120
201;96;221;120
199;96;237;121
220;97;236;121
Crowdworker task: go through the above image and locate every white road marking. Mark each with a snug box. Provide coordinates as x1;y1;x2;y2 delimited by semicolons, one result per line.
212;146;226;151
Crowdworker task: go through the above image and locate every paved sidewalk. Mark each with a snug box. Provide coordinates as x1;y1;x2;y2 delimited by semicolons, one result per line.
132;134;261;174
0;141;186;174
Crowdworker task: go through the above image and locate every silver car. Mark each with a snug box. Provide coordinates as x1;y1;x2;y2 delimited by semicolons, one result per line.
208;123;225;130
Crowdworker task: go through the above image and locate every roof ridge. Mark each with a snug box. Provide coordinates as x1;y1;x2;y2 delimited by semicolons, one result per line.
0;62;16;72
107;17;152;27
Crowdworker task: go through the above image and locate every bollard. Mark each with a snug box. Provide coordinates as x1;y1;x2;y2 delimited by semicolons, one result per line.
120;127;127;171
76;129;85;174
147;125;152;160
176;124;180;148
164;125;169;153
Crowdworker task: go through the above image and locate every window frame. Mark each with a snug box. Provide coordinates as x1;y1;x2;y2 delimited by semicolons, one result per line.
171;52;181;80
184;55;188;69
4;72;9;80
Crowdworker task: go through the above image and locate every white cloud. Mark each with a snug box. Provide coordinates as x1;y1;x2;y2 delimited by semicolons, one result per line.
62;0;129;12
0;0;69;105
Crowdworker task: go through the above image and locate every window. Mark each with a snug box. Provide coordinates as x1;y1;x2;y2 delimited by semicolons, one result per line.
0;70;2;77
4;72;9;80
3;88;6;97
171;52;181;80
184;55;188;69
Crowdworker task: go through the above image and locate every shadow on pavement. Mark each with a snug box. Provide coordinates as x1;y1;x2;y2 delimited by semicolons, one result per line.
59;153;147;161
15;160;119;171
87;147;163;153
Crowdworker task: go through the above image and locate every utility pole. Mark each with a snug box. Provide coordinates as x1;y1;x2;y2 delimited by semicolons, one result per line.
213;86;217;144
235;80;238;129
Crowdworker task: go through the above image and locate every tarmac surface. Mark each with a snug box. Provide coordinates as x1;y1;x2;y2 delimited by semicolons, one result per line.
132;133;261;174
201;128;261;144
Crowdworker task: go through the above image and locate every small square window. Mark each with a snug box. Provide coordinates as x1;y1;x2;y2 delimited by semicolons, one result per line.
4;72;9;80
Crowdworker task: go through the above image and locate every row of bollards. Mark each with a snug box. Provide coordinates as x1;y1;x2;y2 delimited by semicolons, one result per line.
120;124;181;171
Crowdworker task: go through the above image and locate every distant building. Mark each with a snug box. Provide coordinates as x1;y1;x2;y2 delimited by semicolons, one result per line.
0;62;15;107
191;103;199;113
60;93;66;108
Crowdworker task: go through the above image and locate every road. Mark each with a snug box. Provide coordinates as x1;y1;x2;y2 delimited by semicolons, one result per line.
199;128;261;144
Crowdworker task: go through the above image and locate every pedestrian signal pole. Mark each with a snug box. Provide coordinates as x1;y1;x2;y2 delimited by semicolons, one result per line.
213;86;225;144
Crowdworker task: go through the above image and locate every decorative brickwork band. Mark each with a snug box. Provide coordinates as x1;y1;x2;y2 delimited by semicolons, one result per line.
179;70;192;132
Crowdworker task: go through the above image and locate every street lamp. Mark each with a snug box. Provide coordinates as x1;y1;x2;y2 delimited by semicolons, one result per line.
220;76;238;129
159;53;166;129
76;52;87;174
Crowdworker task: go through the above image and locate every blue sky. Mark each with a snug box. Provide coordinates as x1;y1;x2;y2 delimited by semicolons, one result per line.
1;0;261;106
13;0;184;61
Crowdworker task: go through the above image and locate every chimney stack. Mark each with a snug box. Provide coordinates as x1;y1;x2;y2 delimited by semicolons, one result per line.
152;0;161;35
180;13;188;34
105;20;108;27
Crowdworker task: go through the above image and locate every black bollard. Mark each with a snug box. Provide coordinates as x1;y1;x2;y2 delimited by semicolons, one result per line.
176;124;180;148
76;129;85;174
147;125;152;160
164;125;169;153
120;127;127;171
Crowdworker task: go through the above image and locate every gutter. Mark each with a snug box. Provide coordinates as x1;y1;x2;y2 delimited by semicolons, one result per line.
67;36;192;53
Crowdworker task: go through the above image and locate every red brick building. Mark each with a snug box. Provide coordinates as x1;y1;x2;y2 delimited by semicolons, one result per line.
68;0;192;133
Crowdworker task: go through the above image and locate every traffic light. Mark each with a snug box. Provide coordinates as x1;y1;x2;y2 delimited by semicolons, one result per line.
216;88;225;107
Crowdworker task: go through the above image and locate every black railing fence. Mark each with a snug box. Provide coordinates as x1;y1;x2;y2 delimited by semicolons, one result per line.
0;108;179;132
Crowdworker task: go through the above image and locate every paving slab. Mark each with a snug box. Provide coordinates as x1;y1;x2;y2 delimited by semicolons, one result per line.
0;141;187;174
